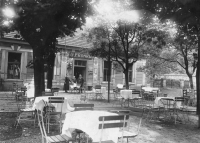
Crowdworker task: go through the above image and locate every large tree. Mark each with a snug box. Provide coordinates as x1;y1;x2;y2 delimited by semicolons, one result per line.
4;0;93;97
132;0;200;127
143;25;198;89
85;17;166;89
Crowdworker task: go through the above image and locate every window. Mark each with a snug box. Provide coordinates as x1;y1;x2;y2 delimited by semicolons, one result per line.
103;61;111;81
74;60;86;67
7;52;21;79
128;65;133;82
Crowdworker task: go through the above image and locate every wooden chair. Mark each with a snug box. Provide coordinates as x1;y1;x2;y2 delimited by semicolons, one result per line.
15;94;36;128
124;90;141;107
110;109;144;143
51;88;59;96
94;85;104;100
160;98;175;121
174;97;196;124
93;114;128;143
37;109;73;143
45;97;64;133
112;89;124;107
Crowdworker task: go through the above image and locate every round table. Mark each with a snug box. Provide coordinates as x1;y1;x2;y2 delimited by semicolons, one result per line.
62;110;119;143
142;87;160;92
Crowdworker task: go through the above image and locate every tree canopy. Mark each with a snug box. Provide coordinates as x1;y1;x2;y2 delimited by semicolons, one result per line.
3;0;93;97
132;0;200;127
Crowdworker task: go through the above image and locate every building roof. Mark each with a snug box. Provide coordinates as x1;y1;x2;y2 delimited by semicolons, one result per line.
3;31;93;49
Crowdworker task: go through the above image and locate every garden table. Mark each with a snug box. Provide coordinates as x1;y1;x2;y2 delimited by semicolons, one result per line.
154;97;181;108
142;87;160;92
62;110;119;143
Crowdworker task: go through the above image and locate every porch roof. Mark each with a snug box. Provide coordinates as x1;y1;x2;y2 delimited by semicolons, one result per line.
3;31;93;49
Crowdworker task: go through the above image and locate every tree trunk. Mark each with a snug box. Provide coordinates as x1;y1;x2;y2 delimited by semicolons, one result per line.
124;68;129;89
107;47;111;103
47;52;55;89
33;47;45;97
188;75;194;89
197;35;200;128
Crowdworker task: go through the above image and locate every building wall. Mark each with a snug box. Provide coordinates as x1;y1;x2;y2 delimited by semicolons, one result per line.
0;40;147;91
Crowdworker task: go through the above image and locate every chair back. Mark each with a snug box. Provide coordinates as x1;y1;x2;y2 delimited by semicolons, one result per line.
37;109;48;141
74;104;94;111
48;97;64;103
42;91;54;96
48;97;64;113
51;88;59;95
98;114;128;143
132;90;140;98
21;86;27;95
95;85;102;93
160;98;175;109
95;85;101;89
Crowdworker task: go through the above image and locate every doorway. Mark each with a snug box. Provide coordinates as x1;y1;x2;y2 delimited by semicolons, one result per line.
74;67;86;81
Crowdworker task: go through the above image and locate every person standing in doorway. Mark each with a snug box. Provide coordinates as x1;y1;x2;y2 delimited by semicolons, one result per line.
64;75;71;93
77;74;84;93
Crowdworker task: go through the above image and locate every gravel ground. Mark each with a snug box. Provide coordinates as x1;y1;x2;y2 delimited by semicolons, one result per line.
0;90;200;143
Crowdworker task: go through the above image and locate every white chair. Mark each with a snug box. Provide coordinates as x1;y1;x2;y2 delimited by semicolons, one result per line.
117;109;144;143
93;114;127;143
37;109;73;143
94;85;104;100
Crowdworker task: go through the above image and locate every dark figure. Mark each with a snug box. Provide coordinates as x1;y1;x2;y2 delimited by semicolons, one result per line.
77;74;84;93
64;76;70;93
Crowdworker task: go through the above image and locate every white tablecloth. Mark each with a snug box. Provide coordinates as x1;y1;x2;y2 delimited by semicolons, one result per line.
142;87;160;92
154;97;181;108
32;96;74;113
62;110;119;143
120;90;132;99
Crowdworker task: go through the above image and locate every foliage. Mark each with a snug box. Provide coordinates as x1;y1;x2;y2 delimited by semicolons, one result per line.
84;12;166;89
132;0;200;125
3;0;93;96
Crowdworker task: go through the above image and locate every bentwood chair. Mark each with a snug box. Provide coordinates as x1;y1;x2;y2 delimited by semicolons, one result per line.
15;94;36;128
112;109;144;143
51;88;60;96
37;109;73;143
112;89;124;107
45;97;64;133
174;97;196;124
94;85;104;100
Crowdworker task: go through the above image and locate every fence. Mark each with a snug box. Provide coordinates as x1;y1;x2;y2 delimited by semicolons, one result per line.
153;79;190;88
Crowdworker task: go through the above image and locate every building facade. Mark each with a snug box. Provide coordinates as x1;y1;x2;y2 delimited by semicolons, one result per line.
0;32;147;91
